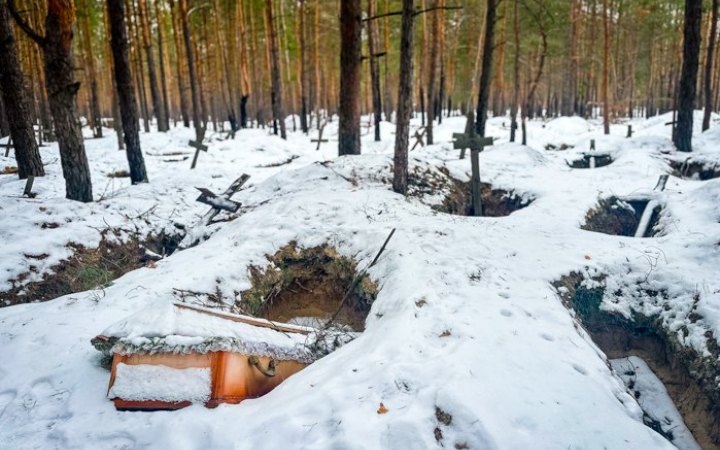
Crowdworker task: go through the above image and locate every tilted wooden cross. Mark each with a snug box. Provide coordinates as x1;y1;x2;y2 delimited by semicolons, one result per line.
452;132;494;216
189;128;208;169
411;126;427;151
1;137;13;157
311;121;329;151
195;173;250;225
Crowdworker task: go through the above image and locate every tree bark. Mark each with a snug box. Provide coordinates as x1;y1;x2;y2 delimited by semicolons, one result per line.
265;0;286;139
11;0;94;201
338;0;362;155
702;0;718;131
602;0;611;134
675;0;702;152
138;0;167;131
509;0;519;143
299;0;308;133
178;0;202;137
0;0;44;178
393;0;414;194
169;0;189;127
475;0;497;136
155;0;171;128
80;0;102;138
108;0;148;183
367;0;382;142
426;0;440;145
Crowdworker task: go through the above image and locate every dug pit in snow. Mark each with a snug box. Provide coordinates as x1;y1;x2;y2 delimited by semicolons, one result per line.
241;243;378;332
554;274;720;449
567;154;614;169
433;178;534;217
669;159;720;180
582;196;664;237
1;230;184;307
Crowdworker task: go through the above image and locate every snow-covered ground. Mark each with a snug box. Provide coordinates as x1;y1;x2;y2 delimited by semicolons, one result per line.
1;112;719;449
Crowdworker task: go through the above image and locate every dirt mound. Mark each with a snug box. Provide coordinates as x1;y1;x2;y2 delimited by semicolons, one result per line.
669;159;720;180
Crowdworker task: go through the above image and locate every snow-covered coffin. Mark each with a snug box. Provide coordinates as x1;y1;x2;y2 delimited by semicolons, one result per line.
91;302;315;410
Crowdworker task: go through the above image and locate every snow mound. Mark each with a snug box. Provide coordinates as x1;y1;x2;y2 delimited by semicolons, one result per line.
108;363;211;404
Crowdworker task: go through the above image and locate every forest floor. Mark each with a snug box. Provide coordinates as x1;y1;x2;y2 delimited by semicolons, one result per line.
1;112;719;449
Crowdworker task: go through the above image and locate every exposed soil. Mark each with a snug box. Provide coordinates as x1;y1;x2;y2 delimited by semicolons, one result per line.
432;177;534;217
241;243;378;331
106;170;130;178
554;273;720;449
1;230;184;307
582;196;663;237
567;154;614;168
669;159;720;180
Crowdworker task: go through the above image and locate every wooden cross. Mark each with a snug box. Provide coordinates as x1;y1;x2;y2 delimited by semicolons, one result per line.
311;121;329;151
589;139;596;151
1;137;13;157
189;128;208;169
195;173;250;224
453;132;494;216
626;124;633;138
23;175;36;198
654;174;668;192
411;127;427;151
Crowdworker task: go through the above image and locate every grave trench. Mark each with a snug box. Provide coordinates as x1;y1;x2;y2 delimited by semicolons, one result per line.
239;242;378;335
554;274;720;450
428;173;535;217
567;153;614;169
669;159;720;180
582;196;664;237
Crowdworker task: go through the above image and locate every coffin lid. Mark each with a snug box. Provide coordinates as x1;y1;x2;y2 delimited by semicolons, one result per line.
91;302;317;363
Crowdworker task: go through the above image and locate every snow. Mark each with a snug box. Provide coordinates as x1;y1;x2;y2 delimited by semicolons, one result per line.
611;357;701;450
96;302;316;363
1;113;719;449
108;363;211;404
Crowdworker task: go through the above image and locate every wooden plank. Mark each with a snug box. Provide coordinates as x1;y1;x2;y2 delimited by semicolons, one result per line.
173;303;312;335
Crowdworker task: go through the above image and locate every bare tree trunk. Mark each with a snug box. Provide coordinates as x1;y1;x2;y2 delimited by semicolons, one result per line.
80;0;102;137
265;0;286;139
0;0;44;178
178;0;202;136
602;0;611;134
155;0;171;128
426;0;439;145
0;95;9;138
299;0;308;133
108;0;148;183
169;0;189;127
703;0;718;131
138;0;166;131
339;0;361;155
367;0;382;142
475;0;497;136
393;0;414;195
383;0;393;122
675;0;702;151
10;0;93;201
509;0;519;142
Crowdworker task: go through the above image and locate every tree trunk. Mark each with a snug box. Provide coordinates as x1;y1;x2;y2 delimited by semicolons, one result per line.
393;0;414;195
299;0;308;133
475;0;497;136
108;0;148;183
178;0;202;136
602;0;611;134
138;0;166;131
0;95;9;138
169;0;189;127
509;0;519;143
80;0;102;137
265;0;286;139
675;0;702;152
0;1;44;178
155;0;171;128
426;0;440;145
11;0;94;201
367;0;382;142
702;0;718;131
338;0;362;155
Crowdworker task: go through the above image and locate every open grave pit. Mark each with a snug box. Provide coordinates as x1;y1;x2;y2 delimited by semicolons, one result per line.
427;170;535;217
240;242;378;337
669;158;720;180
582;196;665;237
2;228;185;307
554;273;720;449
566;153;614;169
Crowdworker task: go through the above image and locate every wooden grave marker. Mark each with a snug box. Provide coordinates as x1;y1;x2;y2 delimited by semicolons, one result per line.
411;126;426;151
452;132;494;216
626;124;633;138
23;176;36;198
196;173;250;224
1;137;12;157
311;121;329;151
189;128;208;169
